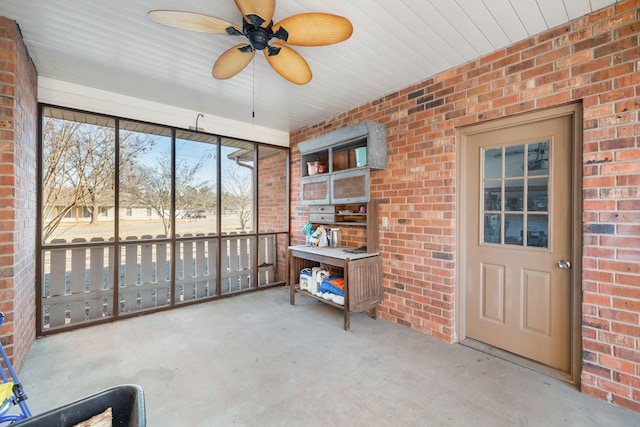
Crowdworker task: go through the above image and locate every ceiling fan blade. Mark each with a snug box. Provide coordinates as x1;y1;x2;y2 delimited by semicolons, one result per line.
148;10;241;34
234;0;276;26
265;42;312;85
213;44;255;79
273;13;353;46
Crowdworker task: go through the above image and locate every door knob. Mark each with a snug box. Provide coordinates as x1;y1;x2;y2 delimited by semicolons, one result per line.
557;260;572;270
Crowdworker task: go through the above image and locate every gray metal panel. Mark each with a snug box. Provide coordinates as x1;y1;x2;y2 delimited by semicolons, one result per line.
298;122;385;153
298;121;387;170
365;122;387;170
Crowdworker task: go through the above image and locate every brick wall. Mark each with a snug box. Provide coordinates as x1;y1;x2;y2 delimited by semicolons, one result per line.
0;17;37;370
258;148;289;282
290;0;640;413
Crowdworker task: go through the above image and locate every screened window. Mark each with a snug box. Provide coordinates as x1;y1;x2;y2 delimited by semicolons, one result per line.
38;106;289;334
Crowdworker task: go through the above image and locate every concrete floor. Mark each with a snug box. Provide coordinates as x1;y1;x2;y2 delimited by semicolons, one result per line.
17;287;640;426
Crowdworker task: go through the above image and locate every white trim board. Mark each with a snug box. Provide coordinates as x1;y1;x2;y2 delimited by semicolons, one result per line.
37;77;290;147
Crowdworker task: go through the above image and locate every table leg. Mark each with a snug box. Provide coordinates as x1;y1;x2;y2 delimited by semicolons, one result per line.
288;251;295;305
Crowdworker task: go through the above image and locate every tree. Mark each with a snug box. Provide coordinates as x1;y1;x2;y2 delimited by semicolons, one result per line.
222;165;253;232
128;150;213;235
42;117;152;242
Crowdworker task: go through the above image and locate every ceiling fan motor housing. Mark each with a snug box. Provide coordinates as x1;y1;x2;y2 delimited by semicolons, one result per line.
248;26;269;50
240;15;288;52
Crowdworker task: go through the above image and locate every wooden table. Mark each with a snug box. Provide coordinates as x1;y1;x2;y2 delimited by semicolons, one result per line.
288;246;383;330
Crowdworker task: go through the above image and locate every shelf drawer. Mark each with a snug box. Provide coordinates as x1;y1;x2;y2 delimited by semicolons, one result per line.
309;213;336;223
309;205;335;214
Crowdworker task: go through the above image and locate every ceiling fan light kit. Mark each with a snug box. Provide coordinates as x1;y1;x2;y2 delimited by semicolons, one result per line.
148;0;353;85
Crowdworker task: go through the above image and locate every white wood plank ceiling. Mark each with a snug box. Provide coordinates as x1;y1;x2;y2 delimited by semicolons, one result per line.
0;0;619;133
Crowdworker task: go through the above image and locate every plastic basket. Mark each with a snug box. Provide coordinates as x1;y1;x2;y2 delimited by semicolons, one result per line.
15;384;145;426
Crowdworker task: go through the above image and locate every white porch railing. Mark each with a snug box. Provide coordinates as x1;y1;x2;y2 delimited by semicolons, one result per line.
42;233;278;330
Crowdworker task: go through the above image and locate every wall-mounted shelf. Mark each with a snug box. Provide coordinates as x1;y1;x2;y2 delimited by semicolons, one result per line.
298;121;386;205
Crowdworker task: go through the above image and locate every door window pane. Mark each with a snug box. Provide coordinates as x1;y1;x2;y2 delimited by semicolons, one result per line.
527;141;549;176
505;145;524;178
504;214;523;246
505;179;524;211
484;148;502;179
175;131;218;237
528;178;548;212
484;214;501;244
484;180;502;211
528;215;548;248
119;122;172;239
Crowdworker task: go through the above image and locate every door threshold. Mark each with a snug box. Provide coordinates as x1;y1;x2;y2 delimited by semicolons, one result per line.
460;338;574;384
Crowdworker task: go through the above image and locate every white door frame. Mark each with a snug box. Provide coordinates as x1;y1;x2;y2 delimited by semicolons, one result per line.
456;104;583;384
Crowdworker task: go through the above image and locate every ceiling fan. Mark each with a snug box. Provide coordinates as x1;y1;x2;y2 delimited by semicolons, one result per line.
148;0;353;85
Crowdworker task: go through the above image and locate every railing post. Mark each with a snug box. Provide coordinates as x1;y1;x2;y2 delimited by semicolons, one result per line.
88;237;107;320
195;234;207;298
70;238;88;323
123;236;139;312
140;236;154;308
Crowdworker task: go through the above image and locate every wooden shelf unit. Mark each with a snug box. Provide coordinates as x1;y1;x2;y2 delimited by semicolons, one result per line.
292;121;387;329
288;246;383;330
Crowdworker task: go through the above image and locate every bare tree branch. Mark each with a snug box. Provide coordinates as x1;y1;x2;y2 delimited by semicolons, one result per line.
42;118;153;242
222;165;253;231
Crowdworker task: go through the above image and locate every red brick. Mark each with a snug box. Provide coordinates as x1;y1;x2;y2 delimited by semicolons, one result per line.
536;91;572;108
593;9;639;35
538;24;572;42
492;53;521;70
599;377;632;397
572;81;613;98
558;50;594;68
537;69;572;86
600;308;639;325
583;315;611;330
613;371;640;389
583;175;616;188
583;103;614;118
613;346;640;365
593;63;636;81
571;57;612;76
598;330;635;348
583;361;612;379
521;84;554;100
594;36;638;59
612;322;640;339
505;101;534;115
583;338;612;355
613;297;640;312
615;0;640;13
601;161;640;175
583;291;612;307
615;99;640;113
582;383;610;401
574;32;612;52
